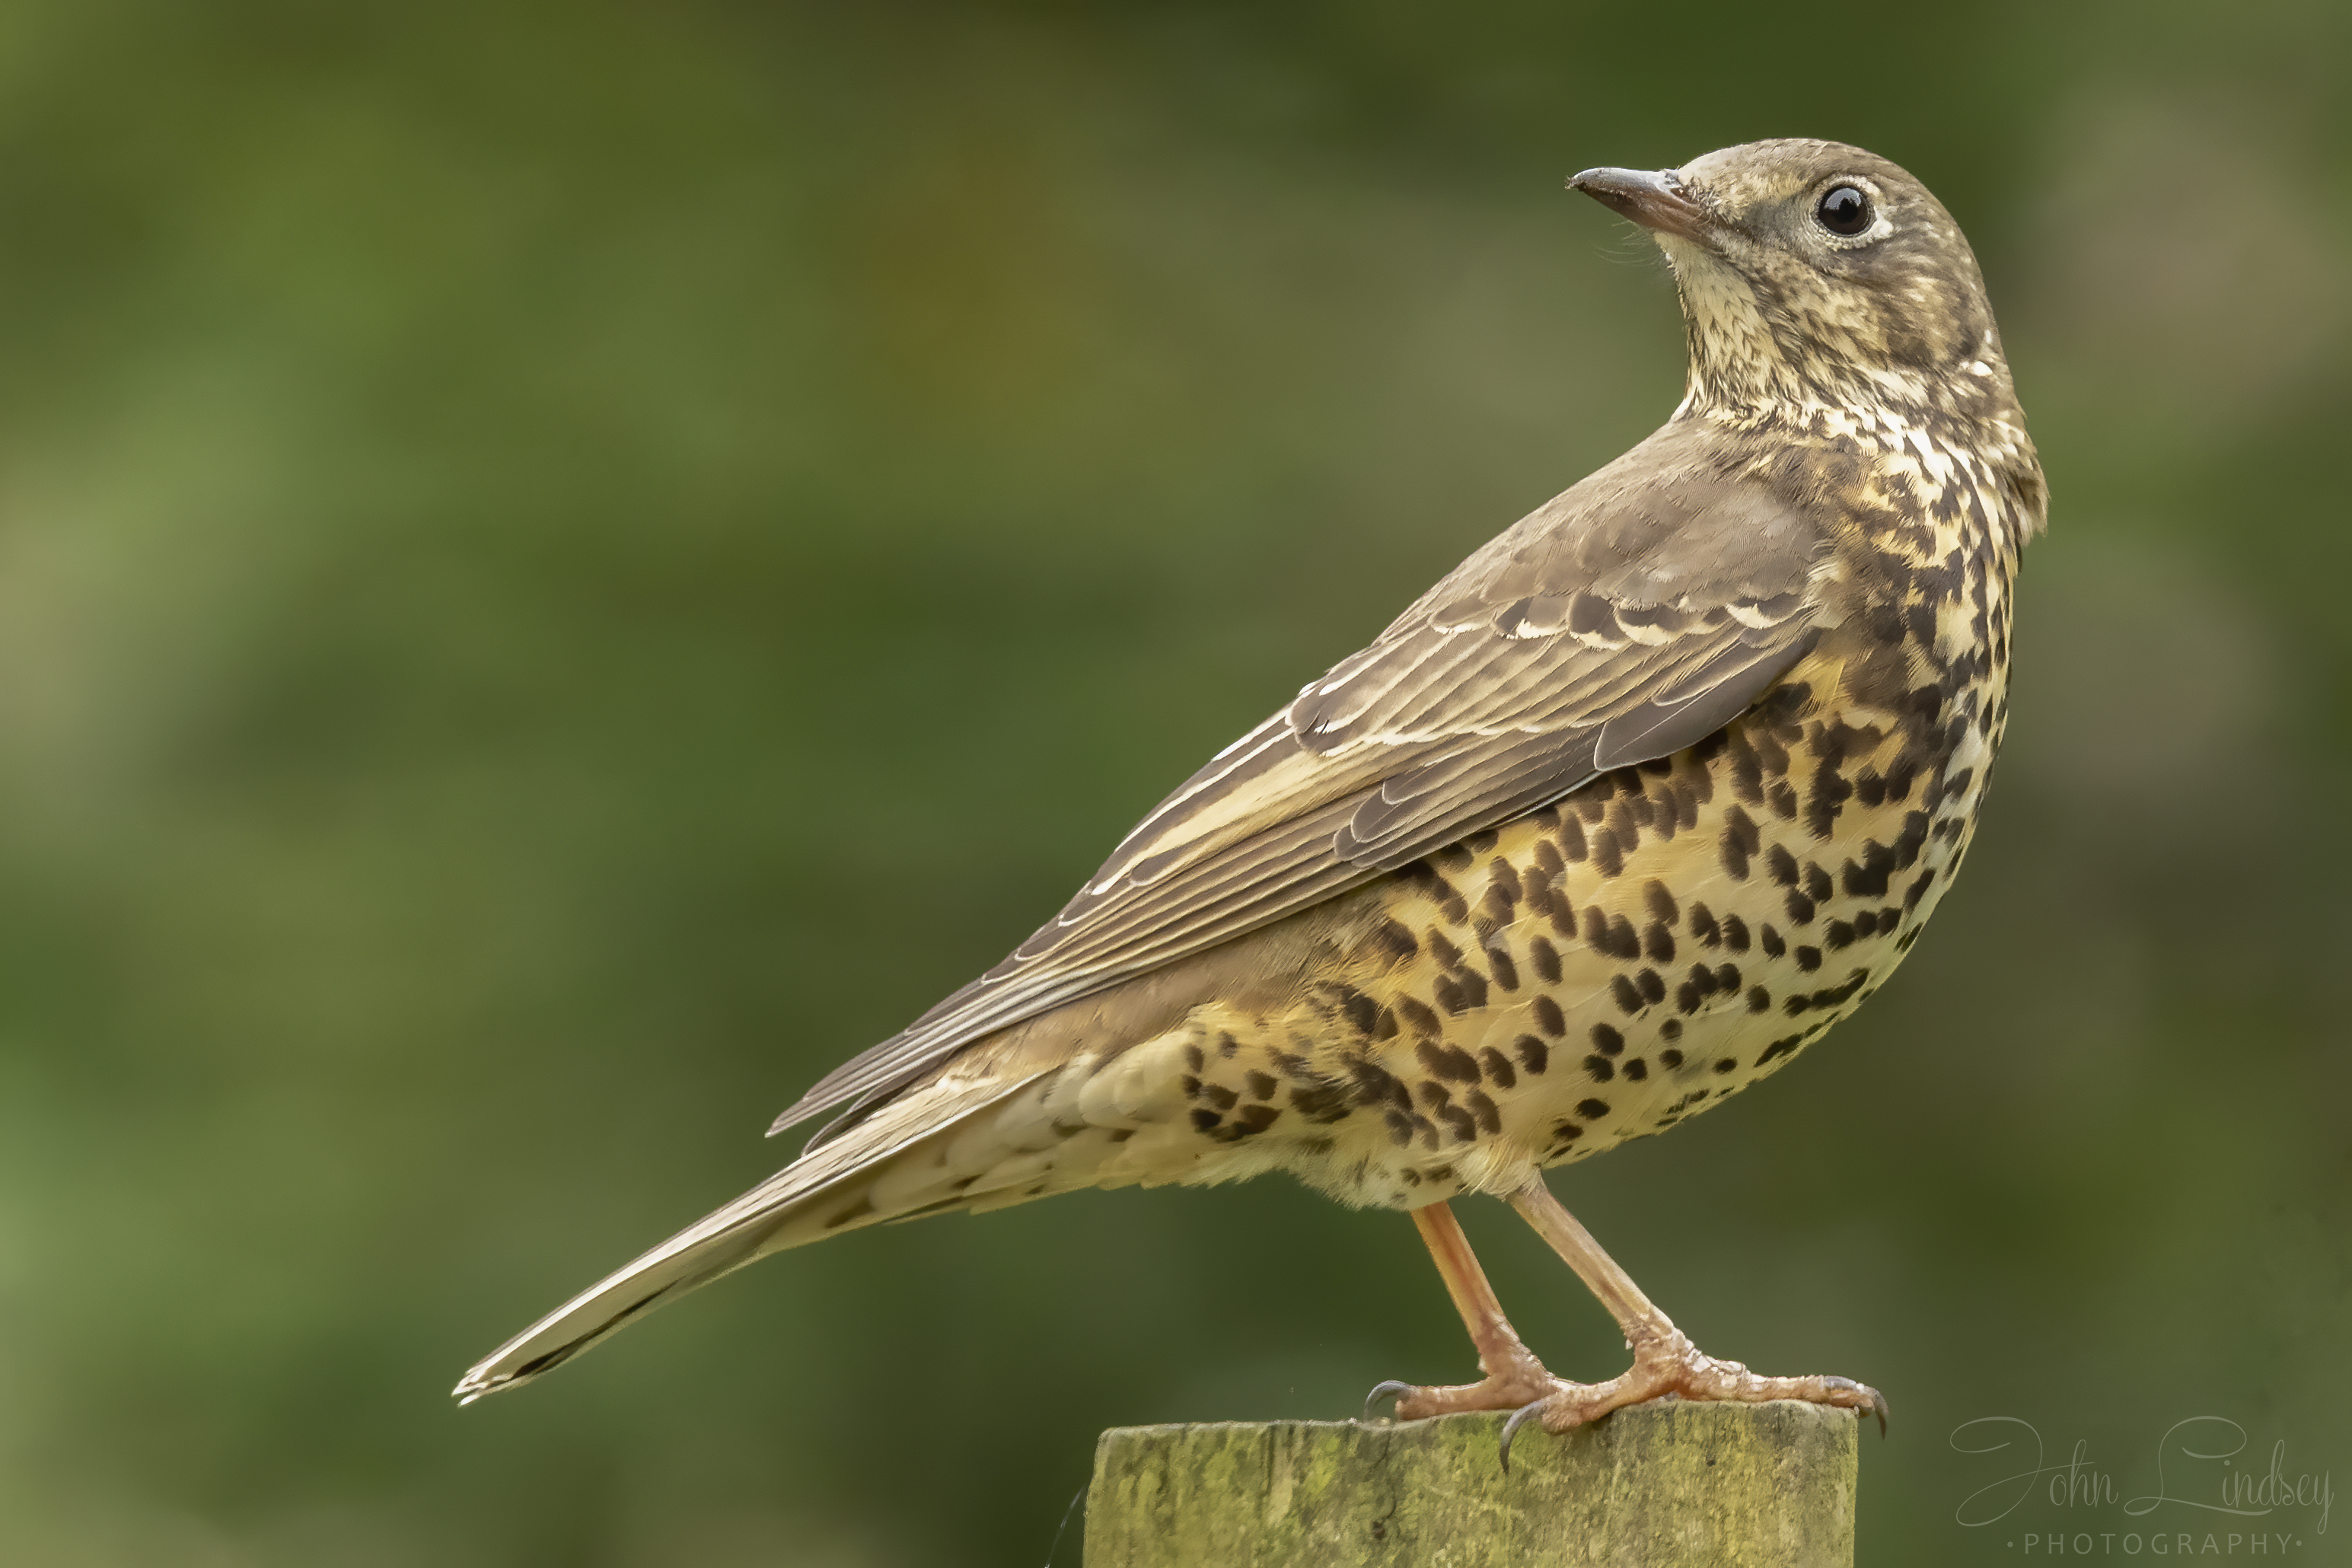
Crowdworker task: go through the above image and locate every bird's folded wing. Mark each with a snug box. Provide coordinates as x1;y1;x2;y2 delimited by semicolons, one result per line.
774;454;1826;1138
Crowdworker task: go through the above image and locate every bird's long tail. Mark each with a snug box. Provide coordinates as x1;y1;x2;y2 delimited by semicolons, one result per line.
453;1060;1065;1403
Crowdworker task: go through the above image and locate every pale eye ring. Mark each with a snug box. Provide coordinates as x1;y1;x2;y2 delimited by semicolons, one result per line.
1816;185;1872;236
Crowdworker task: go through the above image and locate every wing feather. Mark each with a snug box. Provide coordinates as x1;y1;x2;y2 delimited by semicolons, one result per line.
773;422;1829;1138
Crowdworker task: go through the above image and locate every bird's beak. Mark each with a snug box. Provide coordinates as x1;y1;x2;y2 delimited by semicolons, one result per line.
1568;167;1713;246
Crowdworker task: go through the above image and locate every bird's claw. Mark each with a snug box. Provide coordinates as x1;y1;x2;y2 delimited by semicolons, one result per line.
1497;1397;1548;1473
1822;1375;1889;1437
1361;1379;1415;1421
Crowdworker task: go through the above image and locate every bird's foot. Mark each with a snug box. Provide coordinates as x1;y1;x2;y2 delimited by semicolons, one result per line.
1492;1325;1885;1466
1365;1337;1557;1421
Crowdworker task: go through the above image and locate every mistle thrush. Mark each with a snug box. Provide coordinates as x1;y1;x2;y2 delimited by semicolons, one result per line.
457;139;2045;1449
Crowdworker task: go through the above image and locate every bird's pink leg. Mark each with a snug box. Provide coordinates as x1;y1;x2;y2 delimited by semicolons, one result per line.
1368;1201;1557;1419
1498;1177;1886;1447
1373;1181;1885;1461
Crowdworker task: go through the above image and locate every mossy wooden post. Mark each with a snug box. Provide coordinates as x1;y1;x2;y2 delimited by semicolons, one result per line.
1084;1401;1856;1567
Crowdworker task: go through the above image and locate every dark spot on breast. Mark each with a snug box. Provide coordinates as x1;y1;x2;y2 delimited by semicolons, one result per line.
1824;919;1856;951
1803;766;1853;839
1675;980;1703;1015
1245;1071;1277;1099
1713;1057;1738;1075
1659;1048;1684;1069
1533;838;1564;879
1583;1054;1616;1082
1533;995;1566;1037
1761;925;1787;958
1396;997;1441;1039
1768;781;1799;820
1766;844;1799;887
1373;919;1420;961
1464;1089;1503;1135
1439;1104;1480;1143
1478;1048;1517;1089
1842;842;1895;900
1490;860;1522;904
1190;1108;1223;1132
1720;805;1761;880
1576;1098;1611;1120
1591;828;1624;878
1659;1018;1683;1042
1428;931;1465;971
1184;1044;1206;1072
1643;921;1676;963
1234;1104;1280;1134
1689;903;1720;947
1609;914;1641;960
1374;1006;1400;1042
1803;862;1832;903
1747;985;1771;1013
1610;975;1643;1014
1722;916;1751;952
1528;935;1562;984
1784;889;1817;926
1728;733;1765;804
1622;1057;1649;1081
1551;1120;1583;1145
1203;1082;1239;1110
1795;945;1823;973
1417;1041;1483;1083
1515;1034;1550;1075
1643;880;1678;924
1757;1036;1803;1066
1180;1075;1202;1099
1340;990;1380;1037
1634;968;1666;1005
1894;811;1931;870
1435;843;1474;874
1589;1022;1624;1056
1383;1111;1414;1145
1559;812;1589;861
1487;947;1520;991
1290;1079;1352;1123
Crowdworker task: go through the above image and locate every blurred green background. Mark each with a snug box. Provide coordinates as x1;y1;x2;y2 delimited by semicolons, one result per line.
0;2;2344;1563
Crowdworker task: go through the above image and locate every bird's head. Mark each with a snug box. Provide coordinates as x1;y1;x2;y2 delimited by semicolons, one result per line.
1573;139;2025;440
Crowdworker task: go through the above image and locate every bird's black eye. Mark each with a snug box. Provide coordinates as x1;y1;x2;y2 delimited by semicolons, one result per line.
1815;185;1872;237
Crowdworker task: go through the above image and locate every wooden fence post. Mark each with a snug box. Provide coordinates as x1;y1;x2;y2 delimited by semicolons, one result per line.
1084;1401;1857;1566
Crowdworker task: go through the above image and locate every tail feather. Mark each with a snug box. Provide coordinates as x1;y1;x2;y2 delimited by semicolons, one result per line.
452;1063;1053;1402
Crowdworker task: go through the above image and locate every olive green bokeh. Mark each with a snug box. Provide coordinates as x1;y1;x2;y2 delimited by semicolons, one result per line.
0;3;2344;1564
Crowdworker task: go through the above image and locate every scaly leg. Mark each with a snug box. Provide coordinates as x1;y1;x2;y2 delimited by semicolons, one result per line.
1502;1178;1885;1446
1373;1180;1885;1463
1365;1201;1554;1418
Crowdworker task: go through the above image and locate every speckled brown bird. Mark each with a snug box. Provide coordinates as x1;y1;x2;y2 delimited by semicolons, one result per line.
457;139;2044;1452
